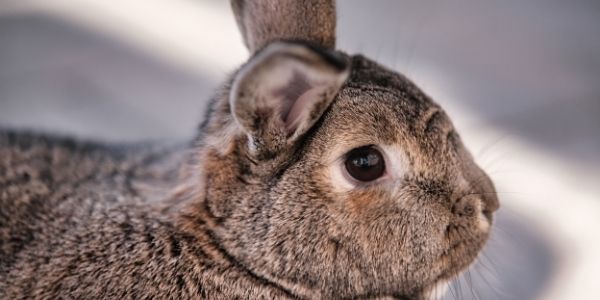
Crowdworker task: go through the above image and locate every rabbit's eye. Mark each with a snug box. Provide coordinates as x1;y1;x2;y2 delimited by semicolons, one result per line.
344;146;385;182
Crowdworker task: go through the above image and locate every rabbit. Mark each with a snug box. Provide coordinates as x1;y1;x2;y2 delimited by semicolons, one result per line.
0;0;499;299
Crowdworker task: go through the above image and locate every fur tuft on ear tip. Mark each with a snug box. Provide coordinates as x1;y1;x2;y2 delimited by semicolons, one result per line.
229;41;349;152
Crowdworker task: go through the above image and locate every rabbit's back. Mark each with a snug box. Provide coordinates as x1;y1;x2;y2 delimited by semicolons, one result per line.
0;130;182;230
0;132;173;298
0;130;293;299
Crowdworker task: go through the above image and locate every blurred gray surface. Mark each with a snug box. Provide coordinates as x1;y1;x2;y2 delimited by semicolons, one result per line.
0;14;214;142
1;0;599;299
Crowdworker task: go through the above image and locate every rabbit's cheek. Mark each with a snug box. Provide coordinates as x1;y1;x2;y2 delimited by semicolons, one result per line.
345;189;395;215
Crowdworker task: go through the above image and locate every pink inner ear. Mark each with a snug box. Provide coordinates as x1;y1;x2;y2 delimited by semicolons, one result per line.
284;87;322;133
272;70;320;135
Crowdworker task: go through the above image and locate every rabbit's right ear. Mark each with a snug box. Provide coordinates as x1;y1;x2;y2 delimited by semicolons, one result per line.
230;41;348;155
231;0;337;54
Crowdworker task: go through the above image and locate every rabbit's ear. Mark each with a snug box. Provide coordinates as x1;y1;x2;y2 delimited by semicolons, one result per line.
231;0;337;54
230;42;348;153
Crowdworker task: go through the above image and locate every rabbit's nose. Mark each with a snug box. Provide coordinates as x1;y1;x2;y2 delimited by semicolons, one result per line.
481;191;499;220
451;192;498;225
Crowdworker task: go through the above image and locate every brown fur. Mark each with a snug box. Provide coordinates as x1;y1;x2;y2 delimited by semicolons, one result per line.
0;1;498;299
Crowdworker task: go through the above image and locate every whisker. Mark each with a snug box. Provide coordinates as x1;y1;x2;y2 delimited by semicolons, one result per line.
405;0;440;71
458;278;465;299
374;41;385;63
482;169;523;177
356;41;365;54
446;280;457;300
453;274;464;300
489;223;518;245
465;269;480;300
480;251;502;279
461;191;528;197
475;134;511;161
478;151;514;175
391;27;401;71
472;258;510;297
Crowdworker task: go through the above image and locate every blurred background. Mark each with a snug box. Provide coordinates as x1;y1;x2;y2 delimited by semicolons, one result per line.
0;0;598;299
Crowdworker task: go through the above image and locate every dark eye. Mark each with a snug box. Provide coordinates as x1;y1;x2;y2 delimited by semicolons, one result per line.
344;146;385;182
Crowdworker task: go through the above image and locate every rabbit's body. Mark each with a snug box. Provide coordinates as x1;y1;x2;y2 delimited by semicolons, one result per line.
0;1;499;299
0;131;294;299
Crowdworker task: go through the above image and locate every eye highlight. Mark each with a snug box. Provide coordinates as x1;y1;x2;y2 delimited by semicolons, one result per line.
344;146;385;182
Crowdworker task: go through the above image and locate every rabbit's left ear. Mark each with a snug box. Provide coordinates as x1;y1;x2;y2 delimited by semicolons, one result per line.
230;41;348;153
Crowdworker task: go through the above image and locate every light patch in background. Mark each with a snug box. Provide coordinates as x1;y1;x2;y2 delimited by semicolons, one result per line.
0;0;248;76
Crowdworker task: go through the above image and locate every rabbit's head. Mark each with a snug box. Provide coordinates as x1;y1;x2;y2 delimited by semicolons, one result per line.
184;1;499;298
